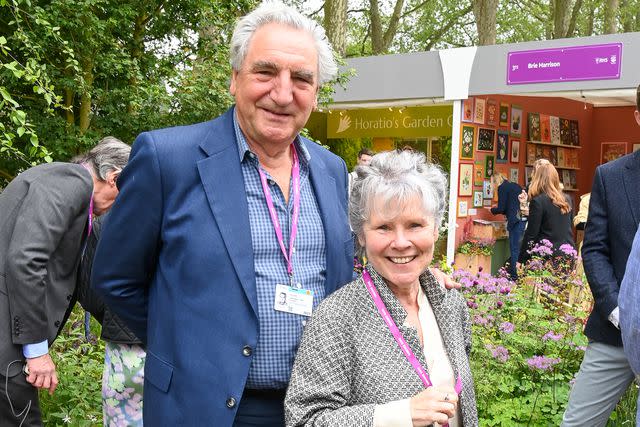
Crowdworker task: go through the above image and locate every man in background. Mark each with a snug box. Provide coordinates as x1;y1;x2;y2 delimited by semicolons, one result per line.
348;148;373;196
562;85;640;426
0;137;130;426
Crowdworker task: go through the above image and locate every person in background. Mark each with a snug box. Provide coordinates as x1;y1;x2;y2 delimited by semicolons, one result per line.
561;85;640;426
0;137;130;426
573;193;590;249
518;158;551;218
285;150;477;427
489;172;525;280
518;162;574;266
77;213;144;426
348;148;374;196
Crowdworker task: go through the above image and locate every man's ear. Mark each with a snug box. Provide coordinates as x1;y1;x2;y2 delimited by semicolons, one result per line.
107;170;119;187
230;70;239;96
634;110;640;127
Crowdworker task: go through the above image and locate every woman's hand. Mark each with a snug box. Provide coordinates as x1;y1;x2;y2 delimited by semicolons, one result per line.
409;386;458;426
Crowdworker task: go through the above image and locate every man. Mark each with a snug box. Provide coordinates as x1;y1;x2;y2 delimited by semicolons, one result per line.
489;172;524;280
562;85;640;426
618;95;640;423
92;3;354;426
619;224;640;422
348;148;373;196
0;137;130;426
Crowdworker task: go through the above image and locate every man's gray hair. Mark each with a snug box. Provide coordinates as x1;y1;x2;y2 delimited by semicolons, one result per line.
74;136;131;181
349;150;448;250
230;1;338;85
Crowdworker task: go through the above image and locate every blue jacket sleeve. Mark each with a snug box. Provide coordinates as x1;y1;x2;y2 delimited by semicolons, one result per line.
619;226;640;375
91;133;163;344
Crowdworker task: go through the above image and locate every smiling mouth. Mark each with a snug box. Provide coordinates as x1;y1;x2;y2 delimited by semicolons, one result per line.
388;256;416;264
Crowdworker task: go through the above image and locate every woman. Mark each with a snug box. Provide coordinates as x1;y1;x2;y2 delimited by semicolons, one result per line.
285;150;477;426
518;162;574;265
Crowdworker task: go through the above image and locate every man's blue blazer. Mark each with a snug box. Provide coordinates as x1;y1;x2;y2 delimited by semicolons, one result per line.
583;149;640;346
92;108;354;425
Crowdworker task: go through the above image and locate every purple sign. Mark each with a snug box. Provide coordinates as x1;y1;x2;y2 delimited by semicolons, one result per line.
507;43;622;85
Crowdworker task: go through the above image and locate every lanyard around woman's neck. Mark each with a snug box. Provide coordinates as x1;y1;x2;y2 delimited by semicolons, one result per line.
362;268;462;394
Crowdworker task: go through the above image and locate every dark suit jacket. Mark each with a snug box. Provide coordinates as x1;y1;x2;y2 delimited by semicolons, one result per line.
519;193;574;264
92;108;354;426
583;150;640;346
0;163;92;376
491;180;522;230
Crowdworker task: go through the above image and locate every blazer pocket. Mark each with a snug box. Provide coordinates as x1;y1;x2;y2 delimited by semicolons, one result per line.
145;351;174;393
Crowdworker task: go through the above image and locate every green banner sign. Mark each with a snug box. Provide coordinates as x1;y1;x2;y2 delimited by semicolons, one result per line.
327;105;453;139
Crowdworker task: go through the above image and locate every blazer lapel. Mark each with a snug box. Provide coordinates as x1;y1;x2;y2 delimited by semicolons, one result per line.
308;152;343;295
622;151;640;227
197;112;258;317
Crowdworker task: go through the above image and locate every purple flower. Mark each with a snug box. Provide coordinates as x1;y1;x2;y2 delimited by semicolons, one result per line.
473;315;489;326
496;300;504;308
542;331;563;341
559;244;577;258
500;321;515;334
499;286;511;294
486;344;510;362
526;355;561;371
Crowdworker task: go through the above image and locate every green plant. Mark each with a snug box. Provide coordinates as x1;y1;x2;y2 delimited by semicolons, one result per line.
39;306;103;426
456;237;495;257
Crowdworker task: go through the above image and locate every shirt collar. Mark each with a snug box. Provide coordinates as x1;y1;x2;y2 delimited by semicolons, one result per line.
232;107;311;166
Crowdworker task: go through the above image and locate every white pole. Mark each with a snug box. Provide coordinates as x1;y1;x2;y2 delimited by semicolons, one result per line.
446;100;462;265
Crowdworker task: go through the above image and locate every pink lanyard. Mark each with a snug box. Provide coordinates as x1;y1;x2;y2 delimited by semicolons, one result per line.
257;145;301;286
362;269;463;394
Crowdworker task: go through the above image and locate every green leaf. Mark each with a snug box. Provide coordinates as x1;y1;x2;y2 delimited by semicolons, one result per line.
17;126;25;137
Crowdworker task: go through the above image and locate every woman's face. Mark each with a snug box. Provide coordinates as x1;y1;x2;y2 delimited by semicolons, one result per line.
359;196;438;291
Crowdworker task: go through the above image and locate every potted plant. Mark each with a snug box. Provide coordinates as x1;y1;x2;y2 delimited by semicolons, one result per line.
454;237;495;275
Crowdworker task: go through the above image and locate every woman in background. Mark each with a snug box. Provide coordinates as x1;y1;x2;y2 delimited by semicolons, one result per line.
518;162;574;265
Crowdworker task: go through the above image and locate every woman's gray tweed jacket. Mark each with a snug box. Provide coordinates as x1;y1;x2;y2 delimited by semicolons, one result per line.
285;266;478;426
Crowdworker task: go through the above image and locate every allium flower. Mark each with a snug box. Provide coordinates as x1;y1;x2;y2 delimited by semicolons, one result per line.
526;355;561;371
542;331;563;341
500;321;515;334
496;300;504;308
473;315;489;326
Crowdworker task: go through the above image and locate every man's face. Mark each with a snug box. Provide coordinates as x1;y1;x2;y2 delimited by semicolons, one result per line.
230;23;319;149
92;170;119;216
358;154;373;166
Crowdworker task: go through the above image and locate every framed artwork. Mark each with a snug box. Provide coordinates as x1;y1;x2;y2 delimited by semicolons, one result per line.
540;114;551;143
486;99;498;126
474;98;486;124
458;163;473;196
601;142;627;164
633;143;640;152
462;98;474;123
510;168;519;184
473;163;485;187
499;102;510;127
510;105;523;137
496;131;509;163
550;116;561;145
510;139;520;163
458;200;468;218
460;125;475;159
482;180;493;199
562;169;571;188
476;128;495;152
484;155;495;178
528;113;541;142
473;191;483;208
525;166;533;185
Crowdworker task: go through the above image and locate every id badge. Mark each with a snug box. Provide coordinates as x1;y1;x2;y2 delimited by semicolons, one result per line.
274;284;314;316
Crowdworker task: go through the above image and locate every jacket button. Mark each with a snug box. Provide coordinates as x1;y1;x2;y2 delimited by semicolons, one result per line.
226;397;236;408
54;320;61;327
242;346;252;357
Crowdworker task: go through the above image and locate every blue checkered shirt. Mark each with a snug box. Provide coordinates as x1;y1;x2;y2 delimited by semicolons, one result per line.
233;113;327;389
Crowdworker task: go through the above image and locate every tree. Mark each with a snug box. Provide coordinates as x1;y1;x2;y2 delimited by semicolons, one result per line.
324;0;349;55
473;0;499;45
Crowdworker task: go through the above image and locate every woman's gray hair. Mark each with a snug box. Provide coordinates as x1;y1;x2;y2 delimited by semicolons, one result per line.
74;137;131;181
230;1;338;85
349;150;448;248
